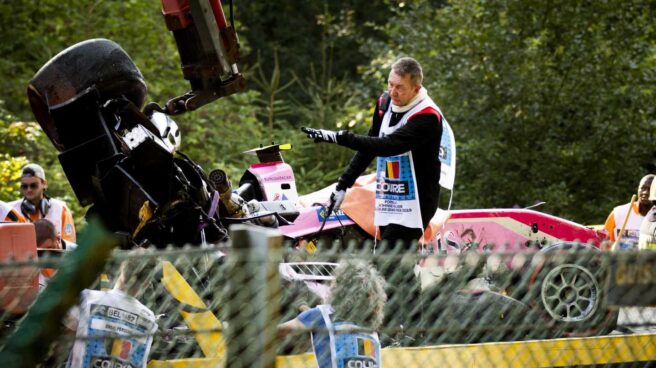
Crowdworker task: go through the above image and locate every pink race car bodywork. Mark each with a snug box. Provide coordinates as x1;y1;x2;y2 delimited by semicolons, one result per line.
278;173;607;253
246;149;615;339
279;206;356;239
427;208;605;253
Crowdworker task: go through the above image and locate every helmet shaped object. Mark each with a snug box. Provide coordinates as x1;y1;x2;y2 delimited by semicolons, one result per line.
150;112;181;152
27;38;147;151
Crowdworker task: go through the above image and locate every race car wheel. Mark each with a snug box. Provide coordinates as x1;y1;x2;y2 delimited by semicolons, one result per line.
530;243;618;337
541;263;600;323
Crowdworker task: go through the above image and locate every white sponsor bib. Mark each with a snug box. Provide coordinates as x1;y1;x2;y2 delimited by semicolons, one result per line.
374;97;440;229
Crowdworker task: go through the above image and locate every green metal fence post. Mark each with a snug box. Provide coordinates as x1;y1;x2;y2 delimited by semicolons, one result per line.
225;224;282;368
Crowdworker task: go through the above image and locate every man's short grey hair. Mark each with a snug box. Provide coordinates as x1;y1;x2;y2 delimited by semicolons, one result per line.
327;259;387;330
391;57;423;86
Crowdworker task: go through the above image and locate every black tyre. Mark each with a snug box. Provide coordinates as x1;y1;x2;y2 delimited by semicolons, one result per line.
27;38;147;151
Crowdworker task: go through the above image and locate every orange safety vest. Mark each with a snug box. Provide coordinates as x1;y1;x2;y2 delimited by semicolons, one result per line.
10;198;76;242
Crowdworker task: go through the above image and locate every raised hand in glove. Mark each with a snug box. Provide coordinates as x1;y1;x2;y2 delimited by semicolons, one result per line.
301;127;342;143
328;188;346;212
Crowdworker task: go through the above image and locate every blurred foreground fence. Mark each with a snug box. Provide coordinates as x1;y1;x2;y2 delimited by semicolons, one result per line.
0;224;656;367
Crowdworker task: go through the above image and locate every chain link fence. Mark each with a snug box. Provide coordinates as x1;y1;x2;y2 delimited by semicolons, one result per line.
0;224;656;367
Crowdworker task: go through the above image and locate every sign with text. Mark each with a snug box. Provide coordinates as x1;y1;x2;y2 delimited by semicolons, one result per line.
607;252;656;306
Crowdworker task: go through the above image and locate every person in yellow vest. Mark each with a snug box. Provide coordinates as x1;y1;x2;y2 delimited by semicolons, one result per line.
604;174;654;250
0;200;25;222
639;179;656;250
10;163;76;243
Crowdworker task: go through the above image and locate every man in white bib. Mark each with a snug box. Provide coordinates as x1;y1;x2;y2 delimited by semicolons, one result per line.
63;252;159;368
302;57;445;246
279;259;386;368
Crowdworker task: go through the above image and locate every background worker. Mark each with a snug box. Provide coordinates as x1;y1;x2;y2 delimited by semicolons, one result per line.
604;174;654;250
34;218;60;249
10;163;76;243
33;219;61;290
639;179;656;250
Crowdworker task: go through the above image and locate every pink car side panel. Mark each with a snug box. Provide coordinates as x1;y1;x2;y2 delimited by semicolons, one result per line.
279;206;355;239
448;209;602;245
248;162;298;201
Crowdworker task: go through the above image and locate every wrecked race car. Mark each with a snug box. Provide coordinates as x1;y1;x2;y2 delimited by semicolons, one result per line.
25;0;256;248
27;37;228;248
224;142;617;339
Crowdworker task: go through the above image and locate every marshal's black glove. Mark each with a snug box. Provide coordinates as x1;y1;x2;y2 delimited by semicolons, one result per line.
301;127;342;143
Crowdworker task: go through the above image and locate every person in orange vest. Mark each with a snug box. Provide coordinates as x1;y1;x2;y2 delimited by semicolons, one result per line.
0;200;25;222
10;163;76;243
604;174;654;250
34;218;62;290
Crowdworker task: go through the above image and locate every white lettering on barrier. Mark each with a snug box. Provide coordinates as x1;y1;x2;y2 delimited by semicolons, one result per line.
92;357;134;368
344;358;377;368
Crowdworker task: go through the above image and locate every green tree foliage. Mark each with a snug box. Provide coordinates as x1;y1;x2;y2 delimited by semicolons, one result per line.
249;49;298;143
0;105;32;200
0;1;177;117
238;1;393;192
378;0;656;223
237;0;390;111
236;0;398;193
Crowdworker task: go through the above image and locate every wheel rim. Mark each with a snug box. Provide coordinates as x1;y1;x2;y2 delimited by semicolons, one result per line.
541;264;600;322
